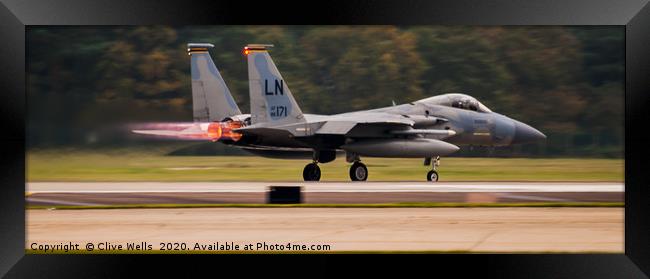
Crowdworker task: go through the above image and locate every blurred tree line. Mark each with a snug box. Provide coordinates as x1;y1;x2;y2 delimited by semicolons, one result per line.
27;26;623;157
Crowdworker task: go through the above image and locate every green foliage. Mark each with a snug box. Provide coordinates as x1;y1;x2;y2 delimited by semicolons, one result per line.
26;26;624;157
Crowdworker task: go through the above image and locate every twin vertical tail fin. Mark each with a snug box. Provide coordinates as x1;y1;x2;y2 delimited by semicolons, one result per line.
188;43;304;126
245;44;305;125
188;43;241;122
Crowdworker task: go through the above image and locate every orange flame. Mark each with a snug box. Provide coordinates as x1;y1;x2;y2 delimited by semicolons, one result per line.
208;121;243;142
207;122;222;141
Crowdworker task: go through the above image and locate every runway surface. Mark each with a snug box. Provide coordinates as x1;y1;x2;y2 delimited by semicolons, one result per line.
26;207;624;252
26;182;623;205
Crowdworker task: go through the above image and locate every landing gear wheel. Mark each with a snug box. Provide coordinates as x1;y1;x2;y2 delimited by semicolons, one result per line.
303;163;321;181
349;162;368;181
427;170;439;182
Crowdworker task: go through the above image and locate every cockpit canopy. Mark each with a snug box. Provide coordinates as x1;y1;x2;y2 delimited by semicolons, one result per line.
416;93;492;113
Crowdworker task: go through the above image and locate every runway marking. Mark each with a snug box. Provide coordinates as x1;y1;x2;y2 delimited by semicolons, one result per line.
26;182;624;194
27;197;100;207
498;194;569;202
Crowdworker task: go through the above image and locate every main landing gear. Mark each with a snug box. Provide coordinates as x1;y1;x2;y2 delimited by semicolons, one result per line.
424;156;441;182
303;150;336;181
346;152;368;181
349;161;368;181
302;162;321;181
302;151;442;182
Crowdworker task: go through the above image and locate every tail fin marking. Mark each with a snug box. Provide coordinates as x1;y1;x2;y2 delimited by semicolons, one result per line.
245;44;305;125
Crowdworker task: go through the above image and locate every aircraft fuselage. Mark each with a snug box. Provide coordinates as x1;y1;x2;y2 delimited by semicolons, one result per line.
230;98;544;154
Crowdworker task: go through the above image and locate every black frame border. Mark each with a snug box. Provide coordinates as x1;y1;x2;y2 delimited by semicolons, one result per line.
1;0;649;277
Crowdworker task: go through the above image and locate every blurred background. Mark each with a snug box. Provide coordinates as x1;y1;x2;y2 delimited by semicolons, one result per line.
27;26;623;158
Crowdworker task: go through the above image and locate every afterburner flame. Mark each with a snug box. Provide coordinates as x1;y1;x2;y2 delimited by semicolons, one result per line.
207;121;243;142
207;122;222;140
221;121;244;141
130;120;244;142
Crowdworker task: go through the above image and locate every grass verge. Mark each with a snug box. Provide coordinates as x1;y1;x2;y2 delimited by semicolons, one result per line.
27;150;624;182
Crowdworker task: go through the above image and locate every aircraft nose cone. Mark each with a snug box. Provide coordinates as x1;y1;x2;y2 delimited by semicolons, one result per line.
512;120;546;144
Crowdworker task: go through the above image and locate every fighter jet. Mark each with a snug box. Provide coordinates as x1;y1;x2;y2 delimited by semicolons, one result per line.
134;43;546;182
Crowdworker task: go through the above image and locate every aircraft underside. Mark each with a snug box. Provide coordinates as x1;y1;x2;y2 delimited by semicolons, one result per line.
228;133;451;182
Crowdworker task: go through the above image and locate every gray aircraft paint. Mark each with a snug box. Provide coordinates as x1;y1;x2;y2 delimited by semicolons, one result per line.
247;50;305;125
492;113;516;145
138;44;545;163
189;44;241;122
341;138;460;158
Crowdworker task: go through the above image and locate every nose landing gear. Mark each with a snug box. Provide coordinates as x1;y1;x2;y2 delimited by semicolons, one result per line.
425;156;440;182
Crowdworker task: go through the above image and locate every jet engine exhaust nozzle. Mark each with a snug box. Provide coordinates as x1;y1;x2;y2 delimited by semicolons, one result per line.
207;121;244;142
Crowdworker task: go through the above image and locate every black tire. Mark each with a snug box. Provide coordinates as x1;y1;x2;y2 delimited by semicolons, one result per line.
427;170;439;182
349;162;368;181
302;163;321;181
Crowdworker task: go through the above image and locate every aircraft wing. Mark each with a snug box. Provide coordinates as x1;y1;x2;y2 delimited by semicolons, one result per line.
234;111;454;139
314;112;415;135
313;111;450;136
